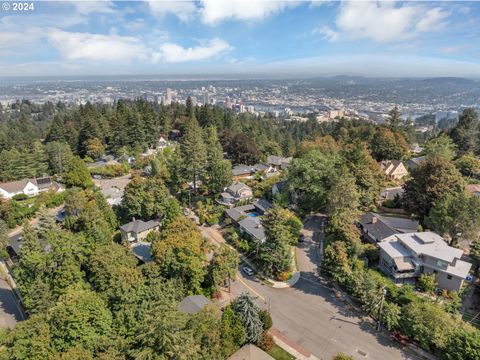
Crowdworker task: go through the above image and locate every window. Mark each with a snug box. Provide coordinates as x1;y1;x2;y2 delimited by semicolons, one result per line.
447;274;452;280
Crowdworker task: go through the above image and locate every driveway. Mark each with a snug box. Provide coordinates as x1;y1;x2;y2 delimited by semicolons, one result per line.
0;278;25;329
202;221;422;360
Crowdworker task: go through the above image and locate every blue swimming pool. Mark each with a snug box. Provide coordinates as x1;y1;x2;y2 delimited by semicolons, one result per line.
247;213;259;217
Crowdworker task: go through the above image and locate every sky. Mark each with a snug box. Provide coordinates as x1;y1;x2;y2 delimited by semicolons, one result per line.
1;0;480;78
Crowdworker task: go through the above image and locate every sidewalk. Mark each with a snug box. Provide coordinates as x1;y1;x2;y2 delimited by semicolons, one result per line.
270;328;320;360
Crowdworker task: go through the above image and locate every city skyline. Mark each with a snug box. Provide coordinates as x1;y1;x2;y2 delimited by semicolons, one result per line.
1;1;480;77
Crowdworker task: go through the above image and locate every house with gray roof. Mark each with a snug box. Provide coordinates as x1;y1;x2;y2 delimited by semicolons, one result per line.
359;212;419;243
266;155;292;170
406;156;426;170
238;216;266;243
378;232;472;291
178;295;212;314
225;199;272;222
220;182;253;206
120;219;160;242
232;164;256;180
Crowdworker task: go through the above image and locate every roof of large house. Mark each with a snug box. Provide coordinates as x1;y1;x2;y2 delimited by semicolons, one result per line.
225;204;256;222
227;344;274;360
359;212;418;241
227;182;251;196
253;198;272;213
232;164;254;176
120;219;160;234
407;156;426;166
238;216;266;242
379;232;471;278
380;160;406;175
266;155;292;167
0;179;35;194
178;295;212;314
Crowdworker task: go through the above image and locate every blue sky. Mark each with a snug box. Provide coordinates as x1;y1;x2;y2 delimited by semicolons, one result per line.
1;1;480;77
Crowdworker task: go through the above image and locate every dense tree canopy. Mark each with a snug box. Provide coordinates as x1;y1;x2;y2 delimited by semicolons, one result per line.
403;156;465;219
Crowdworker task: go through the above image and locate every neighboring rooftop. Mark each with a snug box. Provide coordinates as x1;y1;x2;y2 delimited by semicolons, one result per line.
120;219;160;234
228;344;275;360
238;216;266;242
359;212;418;241
178;295;212;314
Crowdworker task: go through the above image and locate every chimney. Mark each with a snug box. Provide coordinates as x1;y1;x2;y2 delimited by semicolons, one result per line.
371;216;377;224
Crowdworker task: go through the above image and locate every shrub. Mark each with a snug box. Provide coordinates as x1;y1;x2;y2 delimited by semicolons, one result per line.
258;309;272;331
418;273;437;294
332;353;353;360
277;272;290;282
12;194;28;201
257;331;275;352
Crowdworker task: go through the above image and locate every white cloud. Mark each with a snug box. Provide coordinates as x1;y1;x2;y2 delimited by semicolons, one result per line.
0;29;43;49
415;7;449;32
200;0;297;25
47;30;149;62
46;29;230;64
147;0;197;22
124;18;147;31
321;2;450;43
313;26;340;42
335;2;418;43
72;1;116;15
156;38;232;63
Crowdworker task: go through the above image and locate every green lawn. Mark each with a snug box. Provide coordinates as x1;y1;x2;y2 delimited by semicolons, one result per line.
268;345;295;360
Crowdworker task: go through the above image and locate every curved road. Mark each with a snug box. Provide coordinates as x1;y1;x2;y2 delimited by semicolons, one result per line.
203;219;423;360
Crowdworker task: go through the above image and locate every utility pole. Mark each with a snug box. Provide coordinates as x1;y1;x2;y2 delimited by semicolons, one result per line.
377;287;387;331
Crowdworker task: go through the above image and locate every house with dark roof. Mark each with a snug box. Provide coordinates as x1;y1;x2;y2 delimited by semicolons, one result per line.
120;219;160;242
178;295;212;314
220;182;253;206
232;165;256;180
266;155;292;170
358;212;419;243
225;199;272;224
406;156;426;170
238;216;266;243
380;160;408;180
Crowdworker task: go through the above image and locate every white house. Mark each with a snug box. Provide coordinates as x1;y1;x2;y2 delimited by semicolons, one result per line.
0;178;39;199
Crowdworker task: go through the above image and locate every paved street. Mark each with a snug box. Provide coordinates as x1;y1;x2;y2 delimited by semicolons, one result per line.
0;278;25;329
203;217;421;360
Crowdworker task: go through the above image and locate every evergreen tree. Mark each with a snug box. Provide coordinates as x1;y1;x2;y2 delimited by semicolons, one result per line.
388;105;402;130
205;126;232;194
232;293;263;344
180;116;207;193
450;108;479;155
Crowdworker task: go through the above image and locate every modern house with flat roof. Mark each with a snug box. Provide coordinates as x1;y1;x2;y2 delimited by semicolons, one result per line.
378;232;471;291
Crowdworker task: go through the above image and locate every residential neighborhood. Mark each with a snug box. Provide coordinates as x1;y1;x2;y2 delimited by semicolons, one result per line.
0;100;480;360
